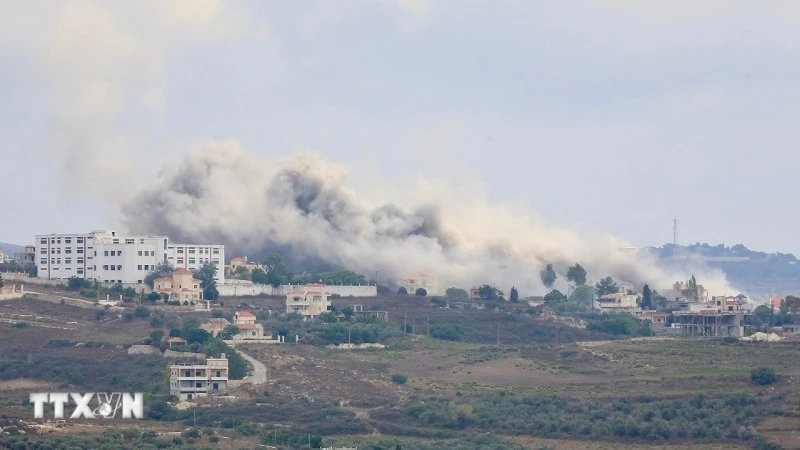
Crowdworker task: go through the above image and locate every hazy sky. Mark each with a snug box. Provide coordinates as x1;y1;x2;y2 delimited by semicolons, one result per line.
2;1;800;254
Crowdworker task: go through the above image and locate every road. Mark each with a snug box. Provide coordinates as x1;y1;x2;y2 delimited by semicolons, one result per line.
231;346;267;384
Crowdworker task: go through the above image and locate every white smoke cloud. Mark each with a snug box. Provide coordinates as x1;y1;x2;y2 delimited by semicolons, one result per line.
120;139;742;296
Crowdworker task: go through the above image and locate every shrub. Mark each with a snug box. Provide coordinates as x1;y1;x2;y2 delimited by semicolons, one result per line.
146;291;161;302
398;287;408;295
134;306;151;318
392;374;408;384
11;322;27;329
95;309;108;320
415;288;428;297
209;436;220;443
122;312;135;322
751;367;777;385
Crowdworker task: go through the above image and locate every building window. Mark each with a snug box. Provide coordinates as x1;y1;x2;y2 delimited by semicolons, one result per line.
56;249;61;254
177;248;184;254
65;258;72;264
77;248;83;254
104;251;109;256
117;265;122;270
116;251;122;256
112;239;119;244
77;258;84;264
125;239;134;244
65;248;71;254
50;249;55;254
213;249;219;254
188;258;196;264
77;268;83;274
177;259;184;264
40;248;46;254
40;259;47;265
103;265;109;270
144;265;149;270
77;237;84;244
138;265;142;270
138;251;142;256
40;238;47;244
65;238;71;244
189;249;195;254
57;238;61;244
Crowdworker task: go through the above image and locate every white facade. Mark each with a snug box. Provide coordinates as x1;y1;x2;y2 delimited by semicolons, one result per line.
35;230;225;284
167;243;225;281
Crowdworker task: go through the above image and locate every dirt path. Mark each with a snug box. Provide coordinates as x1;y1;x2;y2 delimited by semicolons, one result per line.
231;346;267;384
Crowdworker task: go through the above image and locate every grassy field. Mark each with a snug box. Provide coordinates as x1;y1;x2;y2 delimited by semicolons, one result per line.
0;292;798;448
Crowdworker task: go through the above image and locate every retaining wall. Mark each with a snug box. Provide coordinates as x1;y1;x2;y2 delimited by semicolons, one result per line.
217;283;376;298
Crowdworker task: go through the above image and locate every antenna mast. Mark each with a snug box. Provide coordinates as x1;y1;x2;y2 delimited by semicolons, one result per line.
673;216;678;246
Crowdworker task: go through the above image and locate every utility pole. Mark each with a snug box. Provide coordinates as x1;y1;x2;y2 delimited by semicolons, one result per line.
403;310;407;336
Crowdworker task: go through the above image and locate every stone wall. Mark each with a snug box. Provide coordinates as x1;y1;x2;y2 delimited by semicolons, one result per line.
217;283;377;298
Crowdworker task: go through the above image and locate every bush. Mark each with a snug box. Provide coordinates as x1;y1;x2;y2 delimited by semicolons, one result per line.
134;306;151;318
122;311;135;322
398;287;408;295
391;374;408;384
11;322;27;329
95;309;108;320
415;288;428;297
146;291;161;302
751;367;777;385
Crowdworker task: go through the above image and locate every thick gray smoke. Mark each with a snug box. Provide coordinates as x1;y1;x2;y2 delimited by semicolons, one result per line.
121;139;738;296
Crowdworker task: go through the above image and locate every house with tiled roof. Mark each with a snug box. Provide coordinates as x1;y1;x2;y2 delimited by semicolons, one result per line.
233;310;264;338
154;268;203;301
286;284;331;318
200;318;231;337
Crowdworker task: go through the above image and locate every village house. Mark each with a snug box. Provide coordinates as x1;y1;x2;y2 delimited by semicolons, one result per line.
233;310;265;338
596;284;640;313
226;256;264;277
154;268;203;301
286;284;331;318
165;337;186;348
663;280;709;302
200;318;231;337
169;355;229;401
398;273;436;296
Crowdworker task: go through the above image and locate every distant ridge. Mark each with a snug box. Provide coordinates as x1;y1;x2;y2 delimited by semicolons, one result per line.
0;242;25;256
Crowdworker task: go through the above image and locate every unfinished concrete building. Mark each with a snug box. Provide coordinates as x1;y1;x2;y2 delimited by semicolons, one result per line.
671;312;750;337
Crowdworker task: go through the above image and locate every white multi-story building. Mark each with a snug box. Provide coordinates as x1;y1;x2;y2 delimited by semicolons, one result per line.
35;230;225;285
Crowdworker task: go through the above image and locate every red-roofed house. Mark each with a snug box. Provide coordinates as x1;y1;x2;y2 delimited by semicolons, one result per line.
154;268;203;301
232;310;264;339
286;284;331;318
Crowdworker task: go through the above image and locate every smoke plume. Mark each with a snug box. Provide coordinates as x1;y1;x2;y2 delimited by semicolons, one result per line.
120;139;740;296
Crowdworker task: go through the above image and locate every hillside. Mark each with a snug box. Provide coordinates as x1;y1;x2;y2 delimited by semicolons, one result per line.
0;242;24;256
646;243;800;298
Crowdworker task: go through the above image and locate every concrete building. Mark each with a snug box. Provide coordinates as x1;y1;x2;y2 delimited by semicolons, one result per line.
167;243;225;280
398;273;436;296
13;246;35;266
34;230;224;284
169;355;229;401
154;268;204;301
286;284;331;318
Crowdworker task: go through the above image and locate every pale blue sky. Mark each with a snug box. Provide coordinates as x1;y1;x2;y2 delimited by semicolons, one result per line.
2;1;800;254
